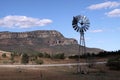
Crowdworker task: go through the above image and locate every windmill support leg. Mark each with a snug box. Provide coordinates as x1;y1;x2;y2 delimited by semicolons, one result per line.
77;32;89;74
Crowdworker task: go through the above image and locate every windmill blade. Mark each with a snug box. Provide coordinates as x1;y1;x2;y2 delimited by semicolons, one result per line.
85;25;89;28
81;27;85;32
85;19;90;24
84;26;89;30
85;22;90;25
83;27;87;32
73;25;77;28
75;27;79;31
80;29;84;33
76;28;80;32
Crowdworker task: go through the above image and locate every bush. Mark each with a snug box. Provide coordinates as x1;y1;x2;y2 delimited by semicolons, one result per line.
21;53;29;64
52;53;65;59
2;53;6;58
68;55;79;59
35;59;43;64
10;53;15;60
37;52;44;57
106;56;120;70
44;53;50;58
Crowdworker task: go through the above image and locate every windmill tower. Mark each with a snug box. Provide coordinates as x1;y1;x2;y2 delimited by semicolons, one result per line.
72;15;90;73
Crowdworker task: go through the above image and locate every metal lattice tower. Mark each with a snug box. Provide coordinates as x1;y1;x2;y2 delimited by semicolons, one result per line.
72;15;90;73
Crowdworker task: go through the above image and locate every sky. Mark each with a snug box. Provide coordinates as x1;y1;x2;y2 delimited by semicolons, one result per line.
0;0;120;51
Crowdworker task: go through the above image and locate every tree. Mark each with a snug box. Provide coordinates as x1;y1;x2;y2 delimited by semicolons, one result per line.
2;53;6;58
21;53;29;64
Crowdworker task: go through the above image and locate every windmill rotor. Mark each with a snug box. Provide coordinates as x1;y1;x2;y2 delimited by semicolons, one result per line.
72;15;90;33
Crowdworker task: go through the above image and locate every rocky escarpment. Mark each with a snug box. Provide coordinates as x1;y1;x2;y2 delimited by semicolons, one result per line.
0;30;64;39
0;30;77;46
0;30;103;56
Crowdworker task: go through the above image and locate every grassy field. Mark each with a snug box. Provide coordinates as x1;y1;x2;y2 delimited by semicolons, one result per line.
0;64;120;80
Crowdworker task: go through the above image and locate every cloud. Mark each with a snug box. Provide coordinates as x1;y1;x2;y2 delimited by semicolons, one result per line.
0;15;53;28
105;9;120;17
90;29;103;33
87;1;120;10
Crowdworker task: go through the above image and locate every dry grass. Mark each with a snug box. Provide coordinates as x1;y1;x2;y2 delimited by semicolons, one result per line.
0;67;74;80
0;64;120;80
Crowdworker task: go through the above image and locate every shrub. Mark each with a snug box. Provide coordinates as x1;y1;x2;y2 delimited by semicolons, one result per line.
10;53;15;60
2;60;8;64
106;56;120;70
21;53;29;64
2;53;6;58
68;55;79;59
37;52;44;57
35;59;43;64
52;53;65;59
44;53;50;58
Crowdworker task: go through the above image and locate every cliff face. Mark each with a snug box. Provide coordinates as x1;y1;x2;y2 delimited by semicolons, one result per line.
0;30;103;56
0;30;77;46
0;30;64;39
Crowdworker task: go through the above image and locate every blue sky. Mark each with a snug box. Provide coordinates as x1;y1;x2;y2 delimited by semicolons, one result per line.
0;0;120;51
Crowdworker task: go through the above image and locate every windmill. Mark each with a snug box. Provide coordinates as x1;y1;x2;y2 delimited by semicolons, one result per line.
72;15;90;73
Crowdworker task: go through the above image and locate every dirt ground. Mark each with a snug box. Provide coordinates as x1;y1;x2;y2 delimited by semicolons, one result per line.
0;64;120;80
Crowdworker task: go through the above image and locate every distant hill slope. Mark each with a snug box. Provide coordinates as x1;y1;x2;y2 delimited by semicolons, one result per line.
0;30;103;56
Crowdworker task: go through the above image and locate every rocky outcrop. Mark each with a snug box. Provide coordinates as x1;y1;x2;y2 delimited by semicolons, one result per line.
0;30;77;46
0;30;64;39
0;30;103;56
